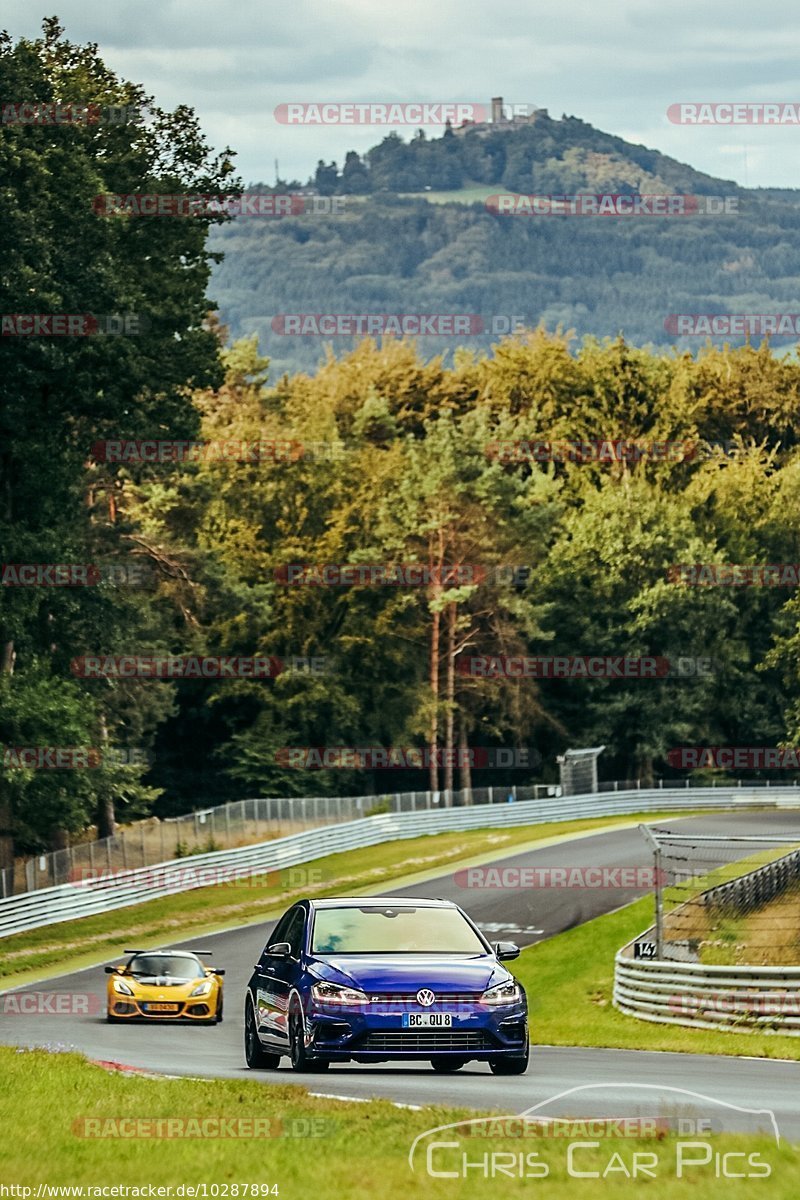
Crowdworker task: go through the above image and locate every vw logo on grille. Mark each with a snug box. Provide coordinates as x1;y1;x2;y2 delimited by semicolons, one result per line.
416;988;435;1007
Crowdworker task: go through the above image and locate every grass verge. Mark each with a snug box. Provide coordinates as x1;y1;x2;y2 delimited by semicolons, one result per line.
0;811;703;989
514;896;800;1059
0;1046;796;1196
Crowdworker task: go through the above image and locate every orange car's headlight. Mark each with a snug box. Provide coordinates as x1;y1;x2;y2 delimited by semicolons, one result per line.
112;977;134;996
189;979;213;997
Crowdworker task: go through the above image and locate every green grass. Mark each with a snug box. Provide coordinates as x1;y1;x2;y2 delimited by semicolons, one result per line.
397;181;500;205
514;896;800;1058
0;1047;796;1196
0;811;701;988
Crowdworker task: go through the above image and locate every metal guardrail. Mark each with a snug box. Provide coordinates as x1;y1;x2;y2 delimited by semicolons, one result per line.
4;783;563;897
614;842;800;1035
2;785;796;940
614;949;800;1035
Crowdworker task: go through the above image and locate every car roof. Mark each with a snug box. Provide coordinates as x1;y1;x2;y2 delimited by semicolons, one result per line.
308;897;457;909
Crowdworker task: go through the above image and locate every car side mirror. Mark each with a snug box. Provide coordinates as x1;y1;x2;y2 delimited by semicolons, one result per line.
495;941;520;961
266;942;291;958
215;969;226;976
104;966;122;974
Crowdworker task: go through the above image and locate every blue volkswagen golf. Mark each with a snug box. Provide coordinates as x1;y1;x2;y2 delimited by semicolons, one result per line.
243;896;529;1074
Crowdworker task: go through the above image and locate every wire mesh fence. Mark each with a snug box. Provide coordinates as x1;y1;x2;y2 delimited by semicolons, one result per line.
640;826;800;966
4;782;562;897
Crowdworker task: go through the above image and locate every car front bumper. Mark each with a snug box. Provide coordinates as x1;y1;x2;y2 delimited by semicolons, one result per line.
108;998;215;1020
304;1001;528;1061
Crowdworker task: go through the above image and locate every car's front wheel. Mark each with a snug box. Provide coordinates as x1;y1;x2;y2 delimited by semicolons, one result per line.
430;1057;466;1073
244;999;280;1069
288;999;329;1072
489;1042;529;1075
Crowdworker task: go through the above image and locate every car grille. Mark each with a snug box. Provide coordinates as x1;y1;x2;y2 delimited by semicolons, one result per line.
366;993;480;1005
359;1030;493;1051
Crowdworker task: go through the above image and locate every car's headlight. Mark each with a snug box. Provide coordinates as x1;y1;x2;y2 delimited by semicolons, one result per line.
311;981;368;1007
189;979;213;997
112;977;134;996
481;979;522;1006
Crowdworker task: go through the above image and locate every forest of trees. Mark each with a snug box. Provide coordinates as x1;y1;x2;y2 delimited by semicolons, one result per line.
5;23;800;862
211;184;800;378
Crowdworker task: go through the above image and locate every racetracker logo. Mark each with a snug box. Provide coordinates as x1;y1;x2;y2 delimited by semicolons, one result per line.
90;439;305;464
454;866;664;888
668;991;800;1017
2;746;151;769
668;102;800;124
486;439;695;463
667;746;800;769
273;563;531;587
68;865;324;889
72;1117;333;1138
275;747;540;770
456;656;714;679
271;314;483;336
1;562;153;587
92;193;345;217
0;991;102;1015
668;564;800;587
0;103;145;125
274;102;488;125
486;194;738;217
1;314;144;336
69;655;326;679
665;314;800;337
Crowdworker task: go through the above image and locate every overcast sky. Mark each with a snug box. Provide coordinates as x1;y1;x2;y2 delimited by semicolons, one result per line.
5;2;800;187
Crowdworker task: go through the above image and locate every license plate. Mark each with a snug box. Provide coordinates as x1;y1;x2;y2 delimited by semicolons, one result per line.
402;1012;453;1028
146;1003;179;1012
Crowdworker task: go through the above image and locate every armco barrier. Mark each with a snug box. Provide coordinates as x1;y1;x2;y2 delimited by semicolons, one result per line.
614;946;800;1035
614;841;800;1035
1;786;798;939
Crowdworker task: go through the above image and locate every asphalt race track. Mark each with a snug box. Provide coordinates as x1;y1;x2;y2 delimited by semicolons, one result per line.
2;811;800;1137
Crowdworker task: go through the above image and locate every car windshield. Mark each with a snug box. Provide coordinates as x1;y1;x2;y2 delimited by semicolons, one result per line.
126;955;205;979
311;905;487;954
